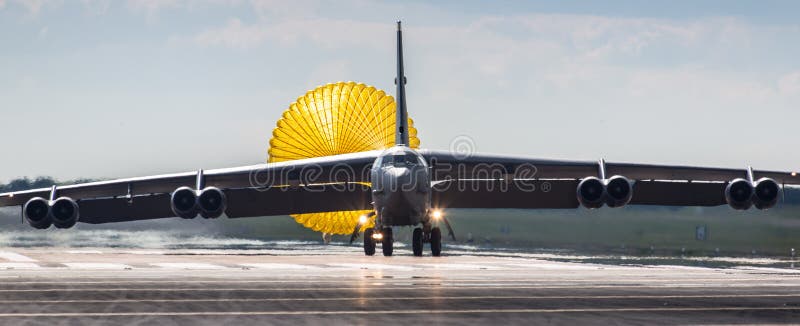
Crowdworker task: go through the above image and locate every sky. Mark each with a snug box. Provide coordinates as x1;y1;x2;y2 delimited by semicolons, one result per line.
1;0;799;183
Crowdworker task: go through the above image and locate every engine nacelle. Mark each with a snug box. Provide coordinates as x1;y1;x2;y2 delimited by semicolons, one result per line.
198;187;227;219
725;178;754;210
605;175;633;208
171;186;199;219
50;197;79;229
23;197;52;229
577;177;605;209
753;178;780;210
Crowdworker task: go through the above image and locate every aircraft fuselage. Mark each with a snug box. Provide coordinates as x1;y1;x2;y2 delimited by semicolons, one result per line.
370;146;431;228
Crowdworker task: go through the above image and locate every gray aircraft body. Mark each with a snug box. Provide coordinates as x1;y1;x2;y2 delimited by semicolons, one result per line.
1;22;799;257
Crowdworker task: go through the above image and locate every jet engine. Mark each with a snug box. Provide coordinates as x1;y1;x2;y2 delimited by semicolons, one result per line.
23;197;51;229
605;175;633;208
198;187;227;219
171;186;199;219
50;197;79;229
753;178;780;210
577;177;605;209
725;178;754;210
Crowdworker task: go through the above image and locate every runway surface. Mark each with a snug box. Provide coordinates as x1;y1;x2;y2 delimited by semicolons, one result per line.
1;246;800;325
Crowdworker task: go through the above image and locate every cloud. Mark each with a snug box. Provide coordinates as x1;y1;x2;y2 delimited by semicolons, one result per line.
126;0;242;20
5;0;62;15
778;71;800;95
189;17;387;50
81;0;110;15
191;18;268;49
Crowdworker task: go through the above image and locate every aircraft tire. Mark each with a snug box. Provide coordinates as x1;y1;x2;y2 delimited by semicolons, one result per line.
382;227;393;257
431;227;442;257
364;228;376;256
412;228;423;256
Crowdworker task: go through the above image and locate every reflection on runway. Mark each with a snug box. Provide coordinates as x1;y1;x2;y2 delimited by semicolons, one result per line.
0;247;799;325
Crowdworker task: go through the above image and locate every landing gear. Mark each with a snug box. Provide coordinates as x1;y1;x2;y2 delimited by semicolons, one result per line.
382;227;394;256
412;228;423;256
430;227;442;257
363;228;376;256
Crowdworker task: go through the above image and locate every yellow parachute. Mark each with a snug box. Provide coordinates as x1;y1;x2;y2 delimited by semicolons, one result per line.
268;81;420;235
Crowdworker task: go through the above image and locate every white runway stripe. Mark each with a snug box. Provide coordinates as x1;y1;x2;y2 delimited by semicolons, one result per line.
124;251;165;255
4;283;800;292
0;293;797;304
62;263;132;270
416;263;505;270
150;263;229;270
0;307;798;317
65;250;103;254
326;263;417;271
240;263;320;270
0;252;37;262
0;263;41;269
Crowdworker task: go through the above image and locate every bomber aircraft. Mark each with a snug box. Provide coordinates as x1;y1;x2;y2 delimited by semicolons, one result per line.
1;22;798;257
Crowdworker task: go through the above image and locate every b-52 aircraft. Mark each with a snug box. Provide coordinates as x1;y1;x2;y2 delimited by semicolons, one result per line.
1;22;798;257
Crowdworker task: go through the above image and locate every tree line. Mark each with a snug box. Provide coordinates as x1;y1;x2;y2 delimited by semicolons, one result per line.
0;177;99;193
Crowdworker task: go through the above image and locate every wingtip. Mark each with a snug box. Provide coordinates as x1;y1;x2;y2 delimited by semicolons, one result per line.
397;21;402;30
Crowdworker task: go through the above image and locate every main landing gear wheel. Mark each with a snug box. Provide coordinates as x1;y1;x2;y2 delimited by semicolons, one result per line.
382;227;394;257
363;228;376;256
412;228;423;257
430;227;442;257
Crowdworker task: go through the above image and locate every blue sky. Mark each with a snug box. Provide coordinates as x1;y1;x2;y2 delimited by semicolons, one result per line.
1;0;799;182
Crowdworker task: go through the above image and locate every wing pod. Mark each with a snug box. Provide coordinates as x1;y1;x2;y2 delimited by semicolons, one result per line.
605;175;633;208
577;177;605;209
23;197;51;229
171;186;199;219
725;178;754;210
198;187;227;219
753;177;780;210
50;197;79;229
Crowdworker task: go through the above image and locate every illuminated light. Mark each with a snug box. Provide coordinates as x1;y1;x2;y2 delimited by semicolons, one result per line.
372;233;383;240
358;215;368;225
793;172;798;177
432;210;443;220
268;82;421;235
8;194;13;198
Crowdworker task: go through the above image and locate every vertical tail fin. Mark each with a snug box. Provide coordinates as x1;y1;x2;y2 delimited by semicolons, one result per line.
395;21;409;146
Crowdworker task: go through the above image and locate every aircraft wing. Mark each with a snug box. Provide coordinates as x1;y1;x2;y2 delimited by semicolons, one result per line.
0;151;379;224
421;149;800;209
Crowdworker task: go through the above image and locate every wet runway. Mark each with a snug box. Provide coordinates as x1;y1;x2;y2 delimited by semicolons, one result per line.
1;247;800;325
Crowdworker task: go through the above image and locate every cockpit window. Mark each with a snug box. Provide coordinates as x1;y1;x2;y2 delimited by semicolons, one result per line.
383;153;421;166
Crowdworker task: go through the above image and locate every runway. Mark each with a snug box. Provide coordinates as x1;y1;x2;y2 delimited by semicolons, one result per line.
1;247;799;325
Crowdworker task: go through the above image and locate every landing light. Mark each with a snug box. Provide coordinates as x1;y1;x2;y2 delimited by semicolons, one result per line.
372;233;383;240
793;172;798;177
432;210;443;220
358;215;368;225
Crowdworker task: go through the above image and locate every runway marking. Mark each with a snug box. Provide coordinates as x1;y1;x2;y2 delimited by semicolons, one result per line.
239;263;321;270
65;250;103;254
0;307;799;317
0;252;37;262
1;293;799;304
327;263;417;271
0;263;41;269
415;263;505;270
124;251;165;255
3;283;800;292
62;263;133;270
4;277;799;285
150;263;229;270
504;263;603;270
